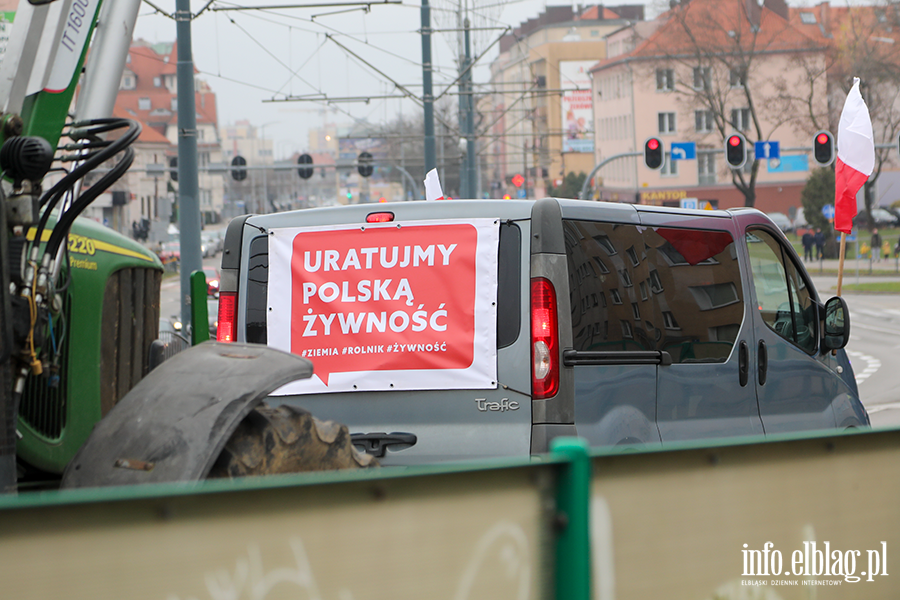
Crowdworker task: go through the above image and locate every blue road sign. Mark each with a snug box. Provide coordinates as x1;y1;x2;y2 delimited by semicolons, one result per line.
754;141;780;160
670;142;696;161
822;204;835;219
517;189;527;199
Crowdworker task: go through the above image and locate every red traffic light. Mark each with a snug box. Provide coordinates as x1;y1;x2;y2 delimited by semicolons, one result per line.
812;130;834;166
724;133;747;168
643;137;664;170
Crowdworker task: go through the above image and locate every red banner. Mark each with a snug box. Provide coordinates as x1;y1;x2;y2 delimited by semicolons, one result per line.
267;220;499;393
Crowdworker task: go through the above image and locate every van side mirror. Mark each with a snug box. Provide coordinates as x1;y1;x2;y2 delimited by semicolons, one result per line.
823;296;850;350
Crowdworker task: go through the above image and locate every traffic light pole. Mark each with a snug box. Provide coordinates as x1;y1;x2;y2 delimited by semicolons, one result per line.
579;152;640;200
461;18;476;199
421;0;436;173
175;0;203;332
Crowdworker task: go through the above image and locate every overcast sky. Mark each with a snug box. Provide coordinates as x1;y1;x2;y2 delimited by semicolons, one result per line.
131;0;854;160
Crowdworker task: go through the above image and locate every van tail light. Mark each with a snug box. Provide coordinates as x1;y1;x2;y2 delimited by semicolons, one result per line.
217;291;236;342
531;277;559;399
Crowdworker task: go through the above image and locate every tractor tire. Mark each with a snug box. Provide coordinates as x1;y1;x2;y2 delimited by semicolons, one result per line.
208;403;376;478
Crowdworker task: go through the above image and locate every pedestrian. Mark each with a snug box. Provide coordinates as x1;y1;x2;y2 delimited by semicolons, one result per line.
814;228;825;260
871;227;883;262
801;230;814;261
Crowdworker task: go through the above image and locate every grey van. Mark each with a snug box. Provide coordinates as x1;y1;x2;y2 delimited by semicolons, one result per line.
217;198;868;465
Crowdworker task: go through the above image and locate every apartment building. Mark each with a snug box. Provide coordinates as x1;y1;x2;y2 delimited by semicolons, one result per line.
80;106;174;244
485;5;644;199
590;0;829;214
114;41;226;225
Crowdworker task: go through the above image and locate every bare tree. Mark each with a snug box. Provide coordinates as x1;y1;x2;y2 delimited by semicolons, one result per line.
638;0;827;207
830;2;900;229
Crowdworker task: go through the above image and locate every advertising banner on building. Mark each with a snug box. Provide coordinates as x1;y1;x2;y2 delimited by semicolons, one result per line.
560;60;595;153
267;219;499;394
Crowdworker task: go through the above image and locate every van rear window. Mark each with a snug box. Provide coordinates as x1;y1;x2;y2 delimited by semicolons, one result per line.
563;220;743;363
243;222;521;349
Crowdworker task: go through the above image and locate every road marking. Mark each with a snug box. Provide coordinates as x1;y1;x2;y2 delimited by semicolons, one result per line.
846;350;880;385
849;321;900;336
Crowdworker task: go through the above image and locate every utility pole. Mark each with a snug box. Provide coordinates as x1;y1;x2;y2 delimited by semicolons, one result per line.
175;0;203;332
461;18;476;198
421;0;436;173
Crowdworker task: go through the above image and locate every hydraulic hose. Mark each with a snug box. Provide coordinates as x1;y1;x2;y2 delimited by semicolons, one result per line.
31;118;140;258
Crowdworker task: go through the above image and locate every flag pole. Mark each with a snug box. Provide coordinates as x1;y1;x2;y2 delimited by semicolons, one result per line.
836;232;847;296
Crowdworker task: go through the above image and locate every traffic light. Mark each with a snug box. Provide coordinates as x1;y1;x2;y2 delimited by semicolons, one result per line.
812;130;834;166
358;151;374;178
169;156;178;181
297;153;314;179
643;137;664;170
724;133;747;169
230;155;247;181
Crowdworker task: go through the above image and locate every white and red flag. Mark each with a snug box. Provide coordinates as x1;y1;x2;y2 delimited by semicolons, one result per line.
834;77;875;234
424;168;444;201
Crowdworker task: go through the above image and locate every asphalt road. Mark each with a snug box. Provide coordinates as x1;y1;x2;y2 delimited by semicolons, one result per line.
810;271;900;429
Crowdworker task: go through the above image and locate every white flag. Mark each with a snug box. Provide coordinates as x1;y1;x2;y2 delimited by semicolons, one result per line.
424;168;444;201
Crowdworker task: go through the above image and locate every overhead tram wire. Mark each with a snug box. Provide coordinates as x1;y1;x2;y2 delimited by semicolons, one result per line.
212;2;467;115
228;4;464;83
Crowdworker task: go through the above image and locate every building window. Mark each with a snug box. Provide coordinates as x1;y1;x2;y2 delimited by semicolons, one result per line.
171;98;178;111
658;112;676;134
138;97;151;110
692;66;710;90
153;76;162;87
656;68;674;92
121;75;135;90
626;245;640;266
731;108;751;131
695;110;714;133
662;311;680;329
689;282;740;310
621;320;634;338
800;12;816;24
698;152;716;185
730;67;746;88
661;152;678;176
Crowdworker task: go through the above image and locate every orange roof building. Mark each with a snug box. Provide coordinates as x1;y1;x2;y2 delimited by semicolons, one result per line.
589;0;830;214
113;40;226;227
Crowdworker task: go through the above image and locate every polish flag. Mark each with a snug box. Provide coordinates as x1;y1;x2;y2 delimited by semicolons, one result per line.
424;168;444;201
834;77;875;234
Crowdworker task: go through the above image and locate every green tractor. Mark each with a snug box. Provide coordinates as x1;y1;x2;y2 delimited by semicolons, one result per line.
1;0;368;492
14;218;163;482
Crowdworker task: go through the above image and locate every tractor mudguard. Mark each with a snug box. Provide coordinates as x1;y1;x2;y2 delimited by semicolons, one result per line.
60;342;312;489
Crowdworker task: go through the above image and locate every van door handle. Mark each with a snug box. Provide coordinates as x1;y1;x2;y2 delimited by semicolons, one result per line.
758;340;768;386
351;432;417;458
738;340;749;387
